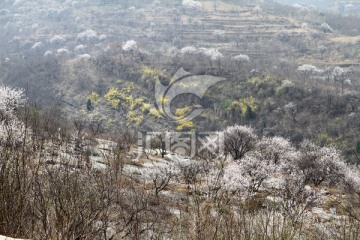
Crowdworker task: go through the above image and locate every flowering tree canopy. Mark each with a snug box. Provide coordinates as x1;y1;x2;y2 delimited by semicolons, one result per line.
180;46;198;55
232;54;250;63
182;0;202;11
320;23;333;33
223;125;258;161
122;40;138;52
0;85;26;121
76;29;98;42
202;48;223;61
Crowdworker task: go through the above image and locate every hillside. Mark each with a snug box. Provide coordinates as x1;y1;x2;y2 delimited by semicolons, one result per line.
0;93;360;239
1;0;360;239
1;0;360;160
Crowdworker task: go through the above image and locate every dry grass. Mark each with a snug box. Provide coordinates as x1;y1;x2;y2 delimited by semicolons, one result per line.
331;36;359;44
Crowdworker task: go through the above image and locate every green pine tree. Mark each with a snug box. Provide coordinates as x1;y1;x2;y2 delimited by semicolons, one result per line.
356;141;360;153
86;99;94;111
243;105;255;120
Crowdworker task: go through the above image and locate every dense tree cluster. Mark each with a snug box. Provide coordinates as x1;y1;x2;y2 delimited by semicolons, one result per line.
222;125;360;197
0;0;360;237
0;87;358;239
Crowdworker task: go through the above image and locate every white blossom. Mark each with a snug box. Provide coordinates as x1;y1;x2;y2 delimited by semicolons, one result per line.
182;0;202;11
31;42;42;49
99;34;107;40
298;64;321;76
31;23;39;30
292;4;304;10
301;22;308;29
235;153;277;194
203;48;223;61
44;50;53;57
257;136;295;165
223;125;258;161
74;44;86;52
275;171;318;223
122;40;138;52
13;0;25;6
222;162;247;191
56;48;69;55
320;23;333;33
252;6;262;16
283;79;294;87
296;141;348;186
232;54;250;63
71;1;79;7
180;46;197;55
76;29;98;42
201;166;224;196
284;102;297;111
332;66;348;80
0;117;25;145
344;168;360;193
50;35;65;44
78;54;91;59
153;0;161;6
344;79;352;85
212;29;225;38
0;85;26;120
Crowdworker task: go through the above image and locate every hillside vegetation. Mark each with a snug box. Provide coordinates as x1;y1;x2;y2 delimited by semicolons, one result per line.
1;0;360;239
